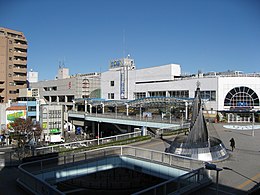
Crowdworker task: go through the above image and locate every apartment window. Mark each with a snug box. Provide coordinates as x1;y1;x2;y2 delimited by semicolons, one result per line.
9;40;12;44
9;65;12;69
110;81;114;87
8;73;12;77
9;90;16;94
9;57;12;61
9;49;13;52
108;93;115;99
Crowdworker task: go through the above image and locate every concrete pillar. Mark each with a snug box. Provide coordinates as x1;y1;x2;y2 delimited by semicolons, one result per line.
101;103;104;114
141;126;147;136
185;101;188;120
72;100;75;111
126;103;129;116
84;100;87;112
89;104;92;114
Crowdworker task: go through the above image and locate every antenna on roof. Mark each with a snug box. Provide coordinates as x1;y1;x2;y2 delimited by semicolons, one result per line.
62;57;66;68
123;29;126;58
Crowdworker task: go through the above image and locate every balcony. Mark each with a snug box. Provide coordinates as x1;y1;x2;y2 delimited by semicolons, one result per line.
14;51;27;58
13;75;27;82
13;59;27;65
13;67;27;74
0;81;5;89
14;42;27;50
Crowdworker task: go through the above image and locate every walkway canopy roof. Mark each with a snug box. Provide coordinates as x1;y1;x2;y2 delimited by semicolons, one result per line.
74;97;193;107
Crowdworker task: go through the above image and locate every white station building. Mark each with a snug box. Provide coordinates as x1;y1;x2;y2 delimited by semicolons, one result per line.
101;57;260;122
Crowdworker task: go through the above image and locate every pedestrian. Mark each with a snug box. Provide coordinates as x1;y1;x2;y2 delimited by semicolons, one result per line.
230;138;235;151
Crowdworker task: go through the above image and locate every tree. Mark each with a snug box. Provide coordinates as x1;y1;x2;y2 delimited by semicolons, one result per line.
9;118;42;148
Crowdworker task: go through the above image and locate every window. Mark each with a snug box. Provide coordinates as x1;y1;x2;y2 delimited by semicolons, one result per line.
9;57;12;61
110;81;114;87
28;106;36;112
134;92;146;99
169;90;189;98
9;65;12;69
9;40;12;44
224;86;259;108
200;90;216;101
148;91;166;97
108;93;115;99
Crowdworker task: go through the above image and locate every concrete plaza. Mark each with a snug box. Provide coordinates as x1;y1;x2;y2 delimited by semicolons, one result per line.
0;122;259;194
137;122;260;194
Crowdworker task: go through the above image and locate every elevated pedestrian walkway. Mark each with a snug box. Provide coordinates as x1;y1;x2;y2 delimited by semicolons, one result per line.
69;112;188;129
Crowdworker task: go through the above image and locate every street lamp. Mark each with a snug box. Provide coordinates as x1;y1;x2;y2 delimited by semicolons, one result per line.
170;106;173;123
97;121;101;145
205;163;223;195
180;110;185;128
252;112;255;137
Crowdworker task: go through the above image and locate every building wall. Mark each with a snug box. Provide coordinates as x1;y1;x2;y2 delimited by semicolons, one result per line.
101;63;260;112
218;77;260;111
0;27;28;103
41;104;64;136
31;73;101;103
101;64;181;100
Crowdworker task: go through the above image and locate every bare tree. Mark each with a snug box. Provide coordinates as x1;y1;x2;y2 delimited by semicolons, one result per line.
9;118;42;148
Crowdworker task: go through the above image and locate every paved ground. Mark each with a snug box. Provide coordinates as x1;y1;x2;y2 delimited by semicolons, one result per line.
0;122;259;194
136;122;260;194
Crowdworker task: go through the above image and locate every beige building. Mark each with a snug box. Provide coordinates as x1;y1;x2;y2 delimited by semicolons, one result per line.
0;27;28;103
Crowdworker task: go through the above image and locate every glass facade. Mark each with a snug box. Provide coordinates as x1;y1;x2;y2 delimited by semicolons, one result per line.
224;86;259;108
169;90;189;98
200;91;216;101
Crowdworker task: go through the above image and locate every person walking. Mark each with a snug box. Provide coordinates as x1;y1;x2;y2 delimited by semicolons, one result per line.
230;138;235;151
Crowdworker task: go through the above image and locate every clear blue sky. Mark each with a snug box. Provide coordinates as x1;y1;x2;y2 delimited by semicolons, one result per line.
1;0;260;80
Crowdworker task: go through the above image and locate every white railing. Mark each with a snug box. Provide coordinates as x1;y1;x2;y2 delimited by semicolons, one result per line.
18;146;208;195
35;131;142;155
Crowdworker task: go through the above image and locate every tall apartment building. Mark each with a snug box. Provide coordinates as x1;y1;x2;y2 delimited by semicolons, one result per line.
0;27;28;103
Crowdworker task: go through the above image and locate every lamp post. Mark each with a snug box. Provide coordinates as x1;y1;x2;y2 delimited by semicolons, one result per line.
180;110;185;128
170;106;173;123
205;163;223;195
97;121;101;145
252;112;255;137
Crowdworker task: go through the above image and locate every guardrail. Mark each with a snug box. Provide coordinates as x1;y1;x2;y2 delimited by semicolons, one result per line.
69;111;188;125
35;131;143;155
18;146;209;195
2;131;143;166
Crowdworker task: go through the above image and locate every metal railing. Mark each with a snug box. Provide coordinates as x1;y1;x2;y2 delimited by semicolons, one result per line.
2;131;143;166
70;111;187;125
18;146;209;195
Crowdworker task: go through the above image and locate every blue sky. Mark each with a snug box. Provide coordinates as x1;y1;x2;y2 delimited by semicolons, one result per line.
1;0;260;80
